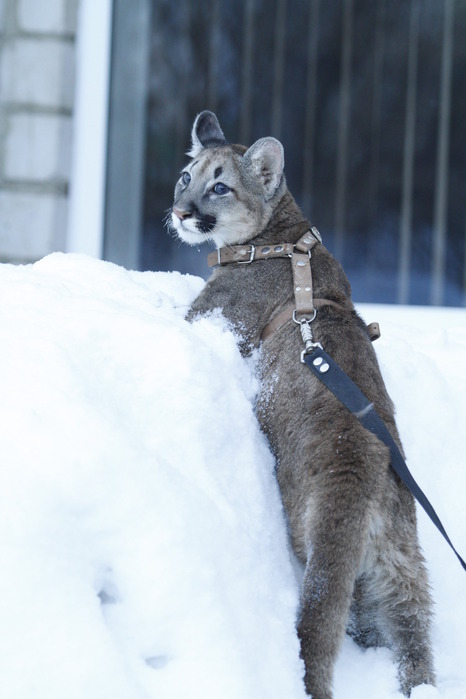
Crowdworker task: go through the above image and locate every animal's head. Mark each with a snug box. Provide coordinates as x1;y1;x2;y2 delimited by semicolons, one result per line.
169;111;285;248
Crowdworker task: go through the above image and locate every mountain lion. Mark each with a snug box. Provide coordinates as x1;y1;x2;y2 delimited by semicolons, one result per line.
169;111;435;699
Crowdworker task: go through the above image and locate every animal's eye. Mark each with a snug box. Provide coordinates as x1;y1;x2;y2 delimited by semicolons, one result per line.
212;182;230;195
181;172;191;186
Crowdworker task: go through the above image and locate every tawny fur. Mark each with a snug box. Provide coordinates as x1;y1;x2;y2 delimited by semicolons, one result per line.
170;111;435;699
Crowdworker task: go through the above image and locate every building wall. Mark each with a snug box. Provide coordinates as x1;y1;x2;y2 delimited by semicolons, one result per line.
0;0;78;263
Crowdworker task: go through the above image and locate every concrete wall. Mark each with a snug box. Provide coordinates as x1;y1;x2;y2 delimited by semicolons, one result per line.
0;0;78;262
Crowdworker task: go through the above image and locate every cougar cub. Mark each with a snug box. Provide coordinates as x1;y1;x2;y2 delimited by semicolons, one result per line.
169;111;435;699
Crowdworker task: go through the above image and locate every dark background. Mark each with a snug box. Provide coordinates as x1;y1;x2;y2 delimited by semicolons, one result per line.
127;0;464;305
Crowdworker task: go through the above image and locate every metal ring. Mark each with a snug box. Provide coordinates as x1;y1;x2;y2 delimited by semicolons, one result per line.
292;308;317;325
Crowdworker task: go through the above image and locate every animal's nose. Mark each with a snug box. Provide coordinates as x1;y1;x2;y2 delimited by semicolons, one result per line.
173;206;192;221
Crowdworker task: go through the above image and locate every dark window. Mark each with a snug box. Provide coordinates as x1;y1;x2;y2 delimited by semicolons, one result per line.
105;0;466;306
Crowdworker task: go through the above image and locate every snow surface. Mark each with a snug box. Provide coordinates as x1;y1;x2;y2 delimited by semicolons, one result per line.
0;253;465;699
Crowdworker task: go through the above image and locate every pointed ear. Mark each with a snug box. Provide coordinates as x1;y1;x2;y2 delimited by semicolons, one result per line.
243;137;284;199
188;111;227;158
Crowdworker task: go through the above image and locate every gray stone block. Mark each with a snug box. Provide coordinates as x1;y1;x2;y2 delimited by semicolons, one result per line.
18;0;78;35
4;112;72;182
0;190;67;260
0;38;75;109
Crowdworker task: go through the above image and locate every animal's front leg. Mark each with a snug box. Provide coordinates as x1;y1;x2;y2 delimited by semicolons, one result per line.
186;293;261;356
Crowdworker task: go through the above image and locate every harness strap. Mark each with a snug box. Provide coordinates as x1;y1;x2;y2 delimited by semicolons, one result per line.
207;227;322;268
262;300;347;340
207;242;295;267
209;228;382;343
261;303;381;342
292;251;315;316
291;228;322;317
303;346;466;572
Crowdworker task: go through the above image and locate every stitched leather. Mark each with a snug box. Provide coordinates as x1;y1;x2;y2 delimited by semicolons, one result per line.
291;252;315;316
207;228;322;268
207;243;295;267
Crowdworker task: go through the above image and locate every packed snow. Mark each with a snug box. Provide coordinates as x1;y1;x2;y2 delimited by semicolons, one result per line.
0;252;465;699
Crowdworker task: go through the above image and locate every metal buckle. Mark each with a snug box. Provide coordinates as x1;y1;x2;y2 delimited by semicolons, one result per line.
310;226;322;244
292;310;323;362
292;245;313;261
237;245;256;264
292;309;317;325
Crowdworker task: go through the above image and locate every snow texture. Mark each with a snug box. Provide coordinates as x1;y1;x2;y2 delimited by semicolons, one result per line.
0;253;465;698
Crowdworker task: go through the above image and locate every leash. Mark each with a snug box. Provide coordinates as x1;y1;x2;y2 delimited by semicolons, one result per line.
210;228;466;572
302;342;466;572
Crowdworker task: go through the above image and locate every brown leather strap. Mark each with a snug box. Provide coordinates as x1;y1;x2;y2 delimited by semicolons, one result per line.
292;252;315;316
261;302;381;342
261;299;347;340
207;243;295;267
205;229;380;344
294;227;322;253
207;228;322;268
290;230;324;317
260;306;294;340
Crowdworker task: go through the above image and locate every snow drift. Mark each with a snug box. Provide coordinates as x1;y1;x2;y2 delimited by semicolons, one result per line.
0;253;465;699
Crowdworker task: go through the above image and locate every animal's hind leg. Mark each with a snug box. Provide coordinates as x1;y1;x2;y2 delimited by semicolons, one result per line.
348;573;384;649
370;526;435;696
298;485;373;699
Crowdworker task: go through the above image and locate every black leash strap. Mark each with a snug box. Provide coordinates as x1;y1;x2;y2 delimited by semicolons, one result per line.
303;346;466;572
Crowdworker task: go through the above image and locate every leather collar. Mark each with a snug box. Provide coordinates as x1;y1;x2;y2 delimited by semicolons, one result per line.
207;227;322;268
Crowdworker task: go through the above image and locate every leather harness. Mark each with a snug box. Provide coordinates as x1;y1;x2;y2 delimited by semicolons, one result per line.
207;228;380;343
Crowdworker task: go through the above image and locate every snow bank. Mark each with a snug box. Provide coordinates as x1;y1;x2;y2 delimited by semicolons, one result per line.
0;253;464;698
0;254;304;699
